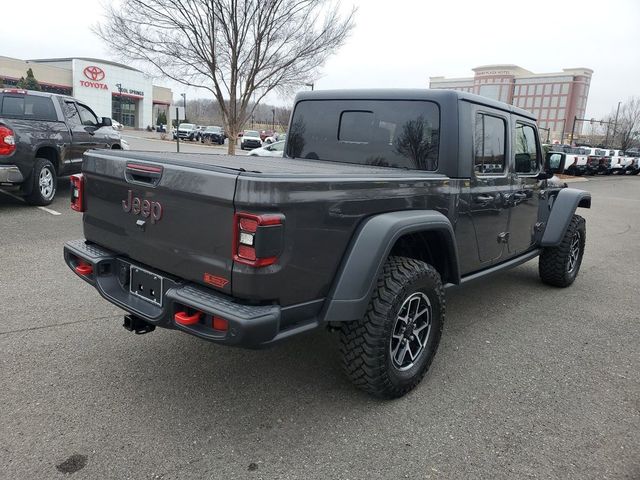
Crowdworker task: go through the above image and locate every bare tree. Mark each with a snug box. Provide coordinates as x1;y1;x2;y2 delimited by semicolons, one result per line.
611;97;640;151
95;0;355;154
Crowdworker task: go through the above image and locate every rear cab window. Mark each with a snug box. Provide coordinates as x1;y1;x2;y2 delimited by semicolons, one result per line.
0;94;58;121
286;100;440;170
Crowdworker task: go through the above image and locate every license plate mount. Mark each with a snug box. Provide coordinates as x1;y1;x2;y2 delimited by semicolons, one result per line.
130;266;163;307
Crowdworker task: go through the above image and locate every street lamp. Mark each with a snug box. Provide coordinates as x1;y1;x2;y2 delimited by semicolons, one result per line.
305;82;314;91
115;83;123;125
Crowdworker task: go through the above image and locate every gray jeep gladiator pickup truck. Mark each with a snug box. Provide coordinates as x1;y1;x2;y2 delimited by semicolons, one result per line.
0;88;120;205
64;89;591;398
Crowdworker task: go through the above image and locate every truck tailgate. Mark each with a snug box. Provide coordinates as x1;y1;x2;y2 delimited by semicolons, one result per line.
82;151;240;295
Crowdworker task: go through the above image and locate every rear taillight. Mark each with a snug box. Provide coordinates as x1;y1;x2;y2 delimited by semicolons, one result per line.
70;173;84;212
233;212;284;267
0;126;16;156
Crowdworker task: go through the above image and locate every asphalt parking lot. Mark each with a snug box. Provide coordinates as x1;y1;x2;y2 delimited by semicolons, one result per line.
1;167;638;479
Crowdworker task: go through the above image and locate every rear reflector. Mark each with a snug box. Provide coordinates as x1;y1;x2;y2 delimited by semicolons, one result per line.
212;316;228;332
174;311;203;326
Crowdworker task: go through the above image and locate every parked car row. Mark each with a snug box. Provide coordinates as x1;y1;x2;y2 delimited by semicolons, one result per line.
172;123;229;143
548;144;640;176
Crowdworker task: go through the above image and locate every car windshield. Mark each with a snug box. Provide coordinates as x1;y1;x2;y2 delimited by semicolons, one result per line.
179;123;194;129
205;126;221;132
245;130;259;137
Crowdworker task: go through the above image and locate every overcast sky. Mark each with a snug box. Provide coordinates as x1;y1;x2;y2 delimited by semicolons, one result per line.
1;0;638;118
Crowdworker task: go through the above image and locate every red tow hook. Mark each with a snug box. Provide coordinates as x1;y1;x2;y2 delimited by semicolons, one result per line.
75;261;93;276
174;311;203;326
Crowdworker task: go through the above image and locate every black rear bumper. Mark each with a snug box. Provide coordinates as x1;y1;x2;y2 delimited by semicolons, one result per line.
63;239;319;347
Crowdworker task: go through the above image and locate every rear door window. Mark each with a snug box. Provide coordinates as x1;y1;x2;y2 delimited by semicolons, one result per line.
474;113;506;175
286;100;440;170
1;95;57;121
514;123;541;174
63;101;82;126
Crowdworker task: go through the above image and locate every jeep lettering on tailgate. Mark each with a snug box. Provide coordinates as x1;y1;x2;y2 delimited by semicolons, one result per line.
122;190;163;223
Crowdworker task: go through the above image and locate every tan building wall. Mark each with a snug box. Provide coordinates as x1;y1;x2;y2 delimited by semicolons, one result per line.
430;64;593;143
0;55;72;90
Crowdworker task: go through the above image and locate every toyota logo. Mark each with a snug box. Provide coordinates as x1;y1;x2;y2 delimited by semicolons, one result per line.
83;66;105;81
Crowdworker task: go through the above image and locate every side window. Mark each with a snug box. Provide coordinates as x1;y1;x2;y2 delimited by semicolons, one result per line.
474;113;506;175
76;104;98;127
63;101;82;126
514;123;540;174
272;141;285;152
24;96;58;121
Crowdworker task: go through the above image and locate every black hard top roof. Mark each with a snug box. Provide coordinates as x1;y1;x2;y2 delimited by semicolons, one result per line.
294;88;536;121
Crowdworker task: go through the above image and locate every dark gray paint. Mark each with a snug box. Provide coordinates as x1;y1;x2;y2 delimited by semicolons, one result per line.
322;210;459;322
540;188;592;246
69;89;591;347
0;90;120;194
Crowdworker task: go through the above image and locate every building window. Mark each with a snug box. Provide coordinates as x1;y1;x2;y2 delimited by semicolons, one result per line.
474;113;506;175
558;108;566;119
559;96;567;107
535;85;542;95
541;109;548;120
552;84;560;95
542;97;550;108
544;84;551;95
561;84;569;94
534;97;541;108
551;96;559;108
526;97;533;109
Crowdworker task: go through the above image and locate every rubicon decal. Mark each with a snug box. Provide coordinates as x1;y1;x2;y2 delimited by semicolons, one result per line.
122;190;163;224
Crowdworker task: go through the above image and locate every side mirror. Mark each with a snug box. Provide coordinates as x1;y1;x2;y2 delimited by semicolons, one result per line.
545;152;565;174
101;117;113;127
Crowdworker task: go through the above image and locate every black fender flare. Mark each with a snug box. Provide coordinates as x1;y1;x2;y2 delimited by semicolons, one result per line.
541;188;591;247
321;210;460;323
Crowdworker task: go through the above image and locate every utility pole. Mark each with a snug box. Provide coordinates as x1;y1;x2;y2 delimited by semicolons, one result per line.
272;108;275;131
611;101;622;148
115;83;123;125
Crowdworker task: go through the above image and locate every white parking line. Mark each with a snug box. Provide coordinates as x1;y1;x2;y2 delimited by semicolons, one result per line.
38;206;62;216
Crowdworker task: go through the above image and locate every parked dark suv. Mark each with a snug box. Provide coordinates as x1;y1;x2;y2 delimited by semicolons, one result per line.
0;88;121;205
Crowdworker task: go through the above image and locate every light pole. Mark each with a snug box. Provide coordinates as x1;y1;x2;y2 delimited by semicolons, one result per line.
272;108;275;131
180;93;186;121
115;83;123;125
611;101;622;148
305;82;314;91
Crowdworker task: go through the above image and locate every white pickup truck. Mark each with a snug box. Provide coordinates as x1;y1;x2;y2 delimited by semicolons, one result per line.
549;145;588;175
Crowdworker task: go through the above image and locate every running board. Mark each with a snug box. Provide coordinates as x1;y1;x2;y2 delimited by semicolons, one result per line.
445;249;541;289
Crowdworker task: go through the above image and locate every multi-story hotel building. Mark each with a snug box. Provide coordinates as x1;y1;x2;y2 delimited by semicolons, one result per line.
429;65;593;142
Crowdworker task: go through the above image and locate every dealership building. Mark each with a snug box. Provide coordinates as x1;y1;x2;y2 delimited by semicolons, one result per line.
430;64;593;142
0;56;173;128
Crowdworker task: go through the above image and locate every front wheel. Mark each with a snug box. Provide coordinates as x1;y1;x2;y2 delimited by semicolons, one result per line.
339;256;445;398
24;158;57;206
539;215;586;287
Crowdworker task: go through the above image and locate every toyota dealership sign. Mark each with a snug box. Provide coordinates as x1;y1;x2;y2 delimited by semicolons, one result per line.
80;65;108;90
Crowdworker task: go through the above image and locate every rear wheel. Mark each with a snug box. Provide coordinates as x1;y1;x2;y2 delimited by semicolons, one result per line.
339;256;445;398
24;158;56;206
539;215;586;287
